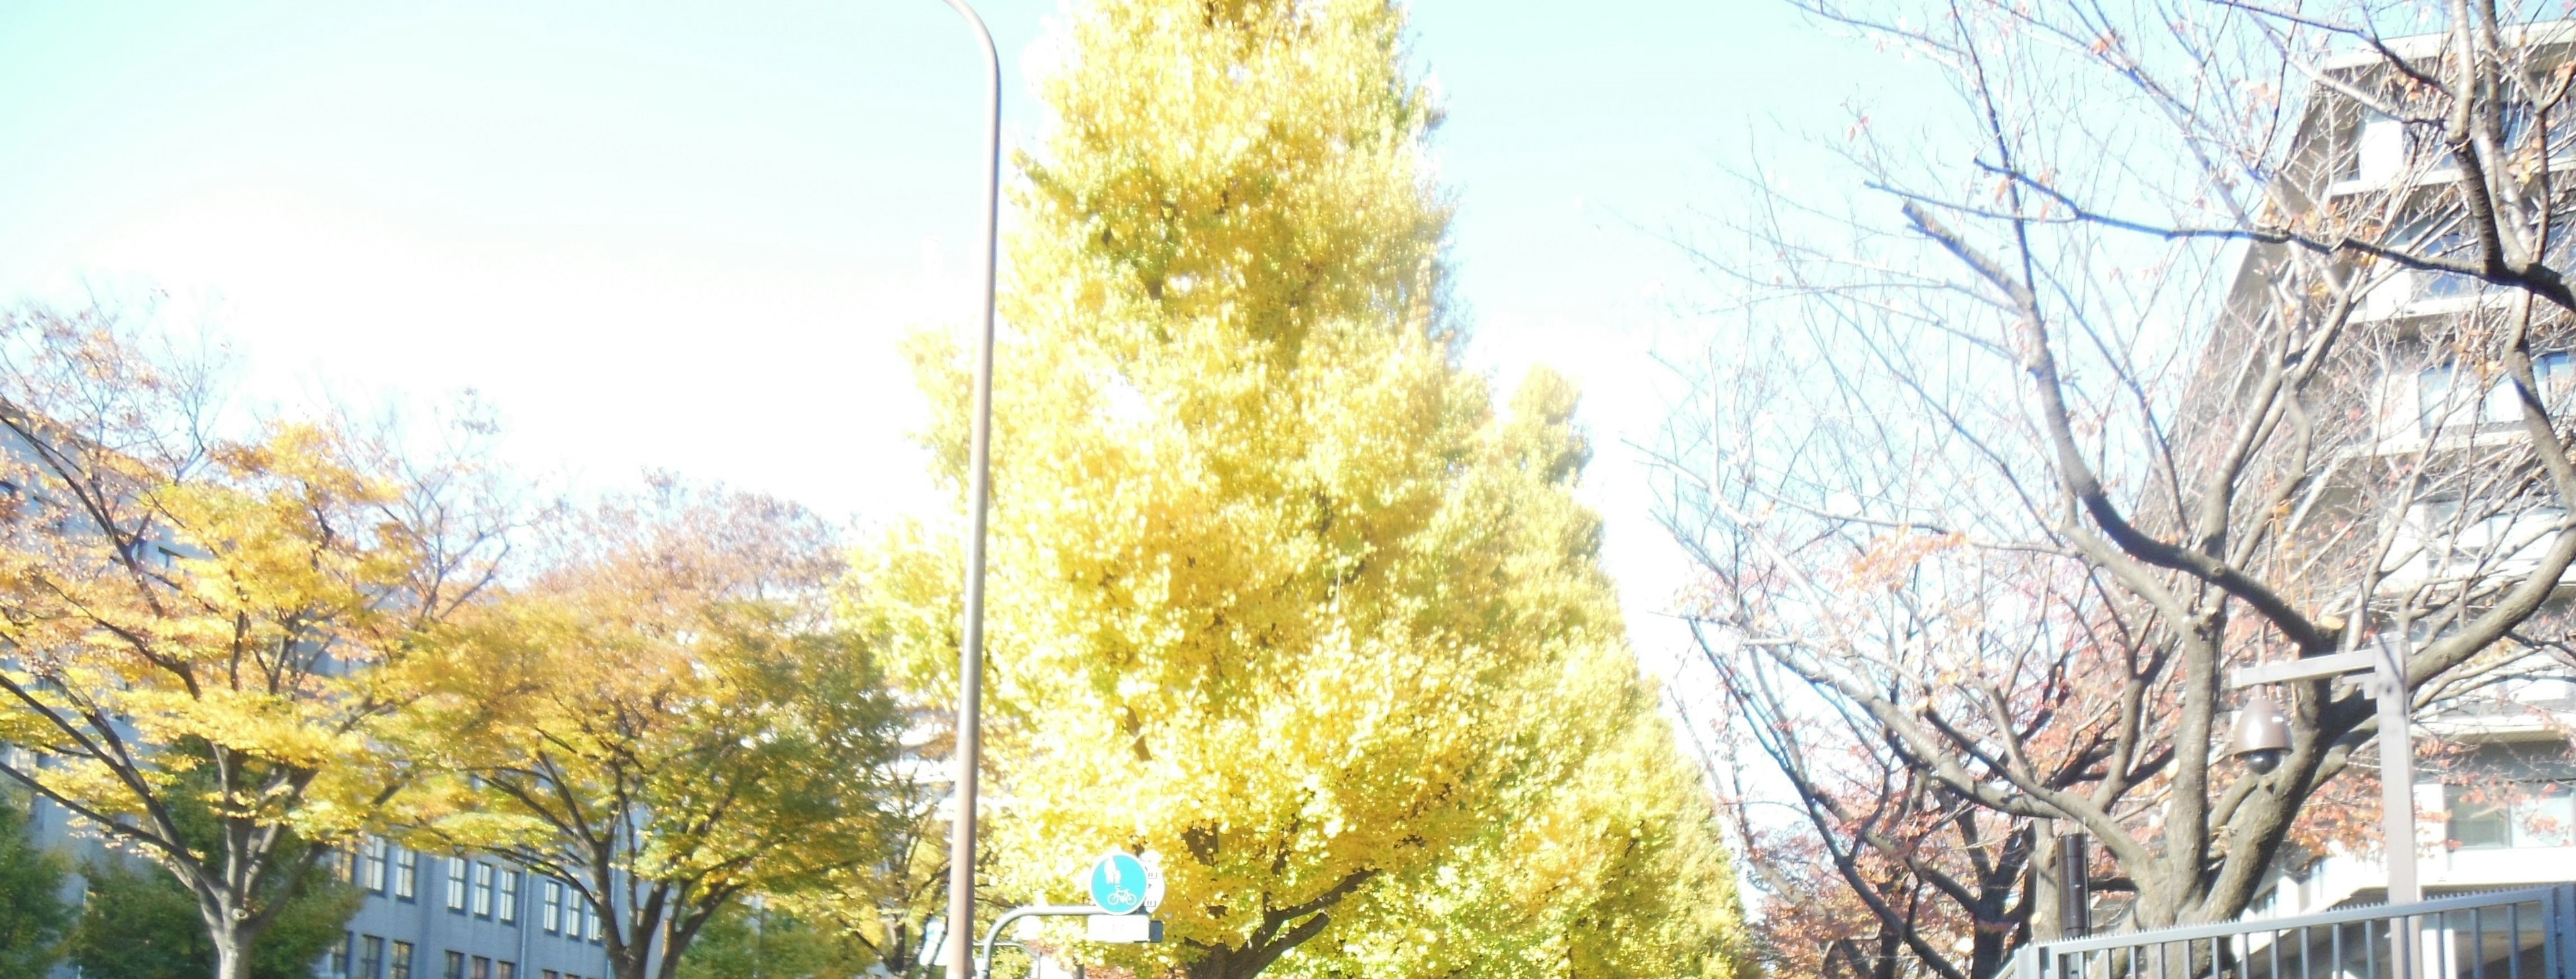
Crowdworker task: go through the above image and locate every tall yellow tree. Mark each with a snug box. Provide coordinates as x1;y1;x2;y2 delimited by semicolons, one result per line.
0;304;509;979
855;4;1721;976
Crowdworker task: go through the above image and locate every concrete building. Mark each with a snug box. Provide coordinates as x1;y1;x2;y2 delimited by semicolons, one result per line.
2198;26;2576;923
17;785;616;979
327;835;616;979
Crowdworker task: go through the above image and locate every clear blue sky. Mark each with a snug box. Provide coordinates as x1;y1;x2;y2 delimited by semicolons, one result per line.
0;0;1904;672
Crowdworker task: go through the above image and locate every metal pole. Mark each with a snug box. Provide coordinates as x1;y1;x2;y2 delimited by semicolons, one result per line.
2375;638;2419;905
2057;833;2091;939
2374;637;2420;979
932;1;1003;977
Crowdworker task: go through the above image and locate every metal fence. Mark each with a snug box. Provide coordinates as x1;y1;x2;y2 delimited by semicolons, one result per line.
2016;886;2576;979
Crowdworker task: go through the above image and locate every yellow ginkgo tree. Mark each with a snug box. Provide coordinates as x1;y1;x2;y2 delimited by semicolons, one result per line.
0;304;509;979
1277;650;1752;979
851;3;1727;976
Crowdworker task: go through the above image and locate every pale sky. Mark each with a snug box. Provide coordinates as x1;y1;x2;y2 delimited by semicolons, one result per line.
0;1;1898;681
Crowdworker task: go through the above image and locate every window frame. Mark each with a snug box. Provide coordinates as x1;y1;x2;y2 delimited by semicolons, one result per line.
2447;781;2576;849
445;858;468;913
471;861;494;917
394;847;419;901
496;868;519;925
363;837;389;893
2418;351;2575;437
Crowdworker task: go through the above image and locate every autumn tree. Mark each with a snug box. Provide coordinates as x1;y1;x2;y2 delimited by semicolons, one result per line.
0;304;508;979
415;480;914;979
67;849;358;979
673;896;925;979
1664;0;2576;971
746;783;960;979
1277;642;1750;979
0;789;68;979
853;2;1729;977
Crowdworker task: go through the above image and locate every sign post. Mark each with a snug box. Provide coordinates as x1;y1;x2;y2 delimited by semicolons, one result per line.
969;853;1167;978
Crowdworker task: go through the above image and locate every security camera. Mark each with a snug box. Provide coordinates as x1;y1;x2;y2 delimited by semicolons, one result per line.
2229;693;2292;776
2240;746;2286;775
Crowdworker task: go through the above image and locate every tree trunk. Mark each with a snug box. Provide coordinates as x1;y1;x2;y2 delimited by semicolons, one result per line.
210;926;247;979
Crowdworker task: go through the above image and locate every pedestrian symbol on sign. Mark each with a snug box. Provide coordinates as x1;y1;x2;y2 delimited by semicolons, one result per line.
1088;853;1150;915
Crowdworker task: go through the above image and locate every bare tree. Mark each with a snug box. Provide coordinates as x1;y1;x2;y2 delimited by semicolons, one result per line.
1659;1;2576;973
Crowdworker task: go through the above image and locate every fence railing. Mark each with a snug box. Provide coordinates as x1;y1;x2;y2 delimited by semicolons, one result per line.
2016;886;2576;979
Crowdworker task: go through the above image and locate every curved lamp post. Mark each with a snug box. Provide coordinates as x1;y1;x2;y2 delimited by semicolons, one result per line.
931;1;1003;976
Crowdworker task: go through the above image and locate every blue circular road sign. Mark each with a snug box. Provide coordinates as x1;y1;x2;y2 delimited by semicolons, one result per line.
1089;853;1150;915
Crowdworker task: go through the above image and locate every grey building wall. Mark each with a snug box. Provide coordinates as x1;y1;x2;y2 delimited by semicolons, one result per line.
331;838;617;979
20;791;616;979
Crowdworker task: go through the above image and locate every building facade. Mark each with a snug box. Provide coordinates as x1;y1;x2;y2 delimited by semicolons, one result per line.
21;793;617;979
2208;27;2576;924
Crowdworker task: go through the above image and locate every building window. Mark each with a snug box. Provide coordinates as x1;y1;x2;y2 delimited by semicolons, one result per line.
443;952;465;979
394;848;419;900
361;935;386;979
471;957;491;979
2351;112;2410;184
2408;227;2481;300
445;858;468;912
471;861;494;917
541;879;563;933
497;869;520;925
496;963;515;979
364;837;389;893
2420;353;2575;435
2448;782;2576;849
584;897;603;942
389;942;413;979
332;933;353;978
545;971;559;979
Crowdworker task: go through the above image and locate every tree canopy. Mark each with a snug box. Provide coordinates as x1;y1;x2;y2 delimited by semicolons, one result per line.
415;480;914;979
0;305;506;979
1663;2;2576;975
857;2;1749;977
0;789;68;979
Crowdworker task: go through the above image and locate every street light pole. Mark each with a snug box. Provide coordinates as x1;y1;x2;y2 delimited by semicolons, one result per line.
932;1;1003;977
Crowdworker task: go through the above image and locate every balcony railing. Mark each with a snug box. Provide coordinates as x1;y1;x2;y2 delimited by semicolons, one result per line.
2016;886;2576;979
